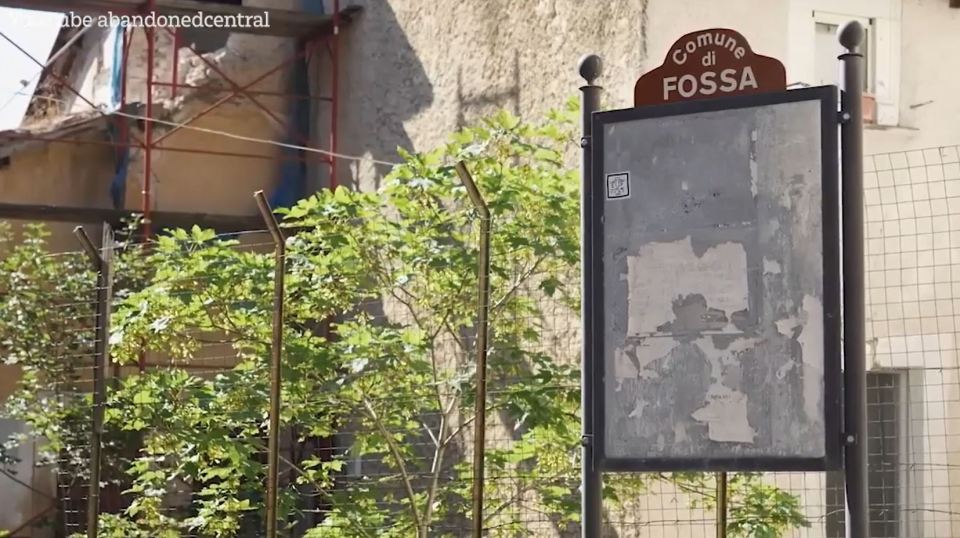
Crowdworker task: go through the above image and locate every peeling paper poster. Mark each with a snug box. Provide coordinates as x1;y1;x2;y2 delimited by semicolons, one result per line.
592;89;841;470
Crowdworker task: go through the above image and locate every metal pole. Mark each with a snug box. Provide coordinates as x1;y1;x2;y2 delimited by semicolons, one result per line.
578;53;603;538
329;0;341;188
255;190;286;538
716;472;728;538
136;3;157;376
152;41;321;146
142;0;155;245
75;224;114;538
171;27;180;99
455;162;491;538
839;21;867;538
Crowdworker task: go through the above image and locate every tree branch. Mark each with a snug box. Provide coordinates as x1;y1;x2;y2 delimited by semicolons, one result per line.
277;453;375;538
491;255;548;311
361;397;424;537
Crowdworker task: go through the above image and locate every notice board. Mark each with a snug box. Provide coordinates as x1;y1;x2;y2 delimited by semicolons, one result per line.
591;86;841;471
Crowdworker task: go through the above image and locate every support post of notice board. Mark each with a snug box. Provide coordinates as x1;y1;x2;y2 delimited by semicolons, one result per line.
579;53;603;538
839;21;868;538
716;472;728;538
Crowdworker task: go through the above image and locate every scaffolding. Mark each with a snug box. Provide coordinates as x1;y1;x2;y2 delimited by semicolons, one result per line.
0;0;358;235
0;2;357;535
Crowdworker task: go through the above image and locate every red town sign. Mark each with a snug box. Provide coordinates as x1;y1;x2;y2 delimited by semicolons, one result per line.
634;28;786;107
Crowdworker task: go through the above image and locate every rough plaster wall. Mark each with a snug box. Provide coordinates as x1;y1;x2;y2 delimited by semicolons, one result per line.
47;0;960;215
176;0;297;102
331;0;649;189
0;137;115;377
123;103;284;214
329;0;795;189
0;138;114;224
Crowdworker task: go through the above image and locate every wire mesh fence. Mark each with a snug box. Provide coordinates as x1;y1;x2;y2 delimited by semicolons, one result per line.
1;144;959;537
857;144;960;538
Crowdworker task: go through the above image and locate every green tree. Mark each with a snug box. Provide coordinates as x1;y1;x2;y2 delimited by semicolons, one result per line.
0;104;810;537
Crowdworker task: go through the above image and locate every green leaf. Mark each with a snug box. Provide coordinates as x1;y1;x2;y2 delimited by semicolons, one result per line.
0;103;808;538
132;390;156;405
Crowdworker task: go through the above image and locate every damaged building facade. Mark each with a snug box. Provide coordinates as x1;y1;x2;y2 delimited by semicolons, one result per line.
0;0;959;536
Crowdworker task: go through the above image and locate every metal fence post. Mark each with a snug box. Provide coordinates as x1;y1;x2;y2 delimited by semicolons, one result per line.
838;21;867;538
255;191;286;538
74;224;115;538
578;54;603;538
455;162;491;538
716;472;728;538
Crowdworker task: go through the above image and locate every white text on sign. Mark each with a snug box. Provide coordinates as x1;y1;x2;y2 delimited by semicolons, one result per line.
662;68;759;101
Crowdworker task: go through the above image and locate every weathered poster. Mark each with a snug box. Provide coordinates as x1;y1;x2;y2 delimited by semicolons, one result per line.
593;88;840;470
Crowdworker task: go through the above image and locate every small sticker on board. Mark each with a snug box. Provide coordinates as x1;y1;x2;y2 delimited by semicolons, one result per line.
606;172;630;200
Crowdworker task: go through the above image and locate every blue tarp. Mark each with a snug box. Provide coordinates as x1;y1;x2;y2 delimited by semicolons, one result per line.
269;52;311;208
108;25;130;209
269;0;325;208
108;118;130;209
110;24;125;110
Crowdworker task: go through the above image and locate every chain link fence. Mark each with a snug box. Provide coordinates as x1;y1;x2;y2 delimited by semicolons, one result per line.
1;144;959;537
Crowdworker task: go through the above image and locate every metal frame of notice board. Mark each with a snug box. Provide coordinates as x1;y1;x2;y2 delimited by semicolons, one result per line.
589;85;843;472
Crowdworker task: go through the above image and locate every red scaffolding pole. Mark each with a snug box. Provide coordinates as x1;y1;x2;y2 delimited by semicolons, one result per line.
129;0;352;234
0;0;356;377
329;0;340;188
0;0;356;225
0;0;357;530
143;0;155;243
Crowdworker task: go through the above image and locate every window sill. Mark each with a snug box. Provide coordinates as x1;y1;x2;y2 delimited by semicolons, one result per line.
864;123;917;132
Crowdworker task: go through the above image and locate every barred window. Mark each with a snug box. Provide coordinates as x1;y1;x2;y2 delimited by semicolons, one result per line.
826;372;905;537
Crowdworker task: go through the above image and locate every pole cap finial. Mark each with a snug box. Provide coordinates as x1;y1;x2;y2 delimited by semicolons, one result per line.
579;54;603;84
838;20;864;51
